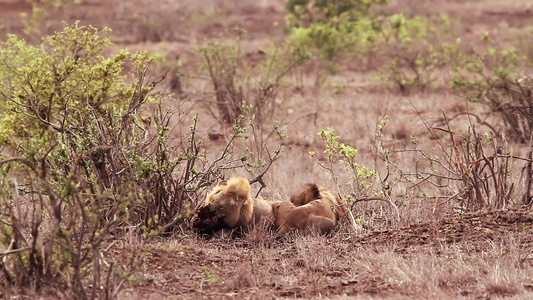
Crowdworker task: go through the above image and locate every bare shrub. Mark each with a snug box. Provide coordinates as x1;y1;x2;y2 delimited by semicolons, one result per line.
196;28;308;129
379;109;533;211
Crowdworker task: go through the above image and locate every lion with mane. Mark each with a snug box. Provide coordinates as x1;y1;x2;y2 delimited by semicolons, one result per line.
192;178;276;235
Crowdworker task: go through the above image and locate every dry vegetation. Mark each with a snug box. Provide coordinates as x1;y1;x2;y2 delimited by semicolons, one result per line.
1;0;533;299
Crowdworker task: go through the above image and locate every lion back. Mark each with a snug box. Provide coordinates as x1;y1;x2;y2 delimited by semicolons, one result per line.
291;183;347;221
252;197;276;227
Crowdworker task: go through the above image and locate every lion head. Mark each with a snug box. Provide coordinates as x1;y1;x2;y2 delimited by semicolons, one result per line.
204;178;254;228
193;178;277;235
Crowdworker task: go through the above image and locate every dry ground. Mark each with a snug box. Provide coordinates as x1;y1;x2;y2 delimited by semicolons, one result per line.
1;0;533;299
113;209;533;299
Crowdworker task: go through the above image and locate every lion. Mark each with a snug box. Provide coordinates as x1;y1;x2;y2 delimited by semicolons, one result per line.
192;178;276;235
290;183;347;223
272;200;335;235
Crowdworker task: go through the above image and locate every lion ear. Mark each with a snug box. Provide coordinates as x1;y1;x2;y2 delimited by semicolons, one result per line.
308;183;321;199
217;180;228;187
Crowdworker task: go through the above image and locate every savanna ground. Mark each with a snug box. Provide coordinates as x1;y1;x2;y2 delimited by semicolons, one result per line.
1;0;533;299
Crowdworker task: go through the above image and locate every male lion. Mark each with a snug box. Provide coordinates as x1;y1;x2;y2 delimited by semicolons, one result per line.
192;178;276;235
290;183;347;224
272;200;335;235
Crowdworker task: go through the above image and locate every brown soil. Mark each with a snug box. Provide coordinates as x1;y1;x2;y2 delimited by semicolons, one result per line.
115;209;533;299
354;209;533;252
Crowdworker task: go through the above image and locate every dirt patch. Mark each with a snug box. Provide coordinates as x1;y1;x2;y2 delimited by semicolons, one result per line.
353;209;533;252
116;209;533;299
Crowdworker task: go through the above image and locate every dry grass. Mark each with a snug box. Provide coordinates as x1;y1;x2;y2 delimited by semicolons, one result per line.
112;223;533;299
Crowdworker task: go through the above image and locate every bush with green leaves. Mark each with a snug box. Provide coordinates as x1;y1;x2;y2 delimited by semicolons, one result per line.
285;1;466;93
374;13;462;94
20;0;83;37
514;26;533;65
310;128;376;199
0;23;287;298
289;16;379;74
0;23;159;298
286;0;386;76
452;37;533;142
309;127;403;230
0;23;183;228
286;0;387;27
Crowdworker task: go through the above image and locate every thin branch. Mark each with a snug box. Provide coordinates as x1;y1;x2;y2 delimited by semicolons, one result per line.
348;196;401;222
0;157;35;169
0;247;30;258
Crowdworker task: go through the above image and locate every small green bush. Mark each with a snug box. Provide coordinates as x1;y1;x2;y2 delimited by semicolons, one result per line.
374;13;462;94
452;35;533;142
20;0;83;36
310;128;375;199
286;0;387;27
287;0;385;76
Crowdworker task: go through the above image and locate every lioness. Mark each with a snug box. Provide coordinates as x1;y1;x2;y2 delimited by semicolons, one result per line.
290;183;347;223
273;200;335;235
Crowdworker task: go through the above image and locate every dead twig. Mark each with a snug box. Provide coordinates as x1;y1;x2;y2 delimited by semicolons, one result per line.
347;196;401;222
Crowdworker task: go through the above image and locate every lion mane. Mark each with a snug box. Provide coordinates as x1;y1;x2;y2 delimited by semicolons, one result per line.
192;178;275;234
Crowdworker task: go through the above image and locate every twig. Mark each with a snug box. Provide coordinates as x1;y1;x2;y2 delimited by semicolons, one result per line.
348;196;401;222
0;157;35;169
0;247;30;258
435;111;498;135
346;209;361;233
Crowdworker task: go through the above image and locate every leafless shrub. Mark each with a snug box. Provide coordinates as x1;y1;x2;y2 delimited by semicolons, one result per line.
379;108;533;211
196;28;308;130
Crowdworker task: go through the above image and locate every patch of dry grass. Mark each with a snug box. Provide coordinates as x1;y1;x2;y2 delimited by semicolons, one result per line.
115;229;533;299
